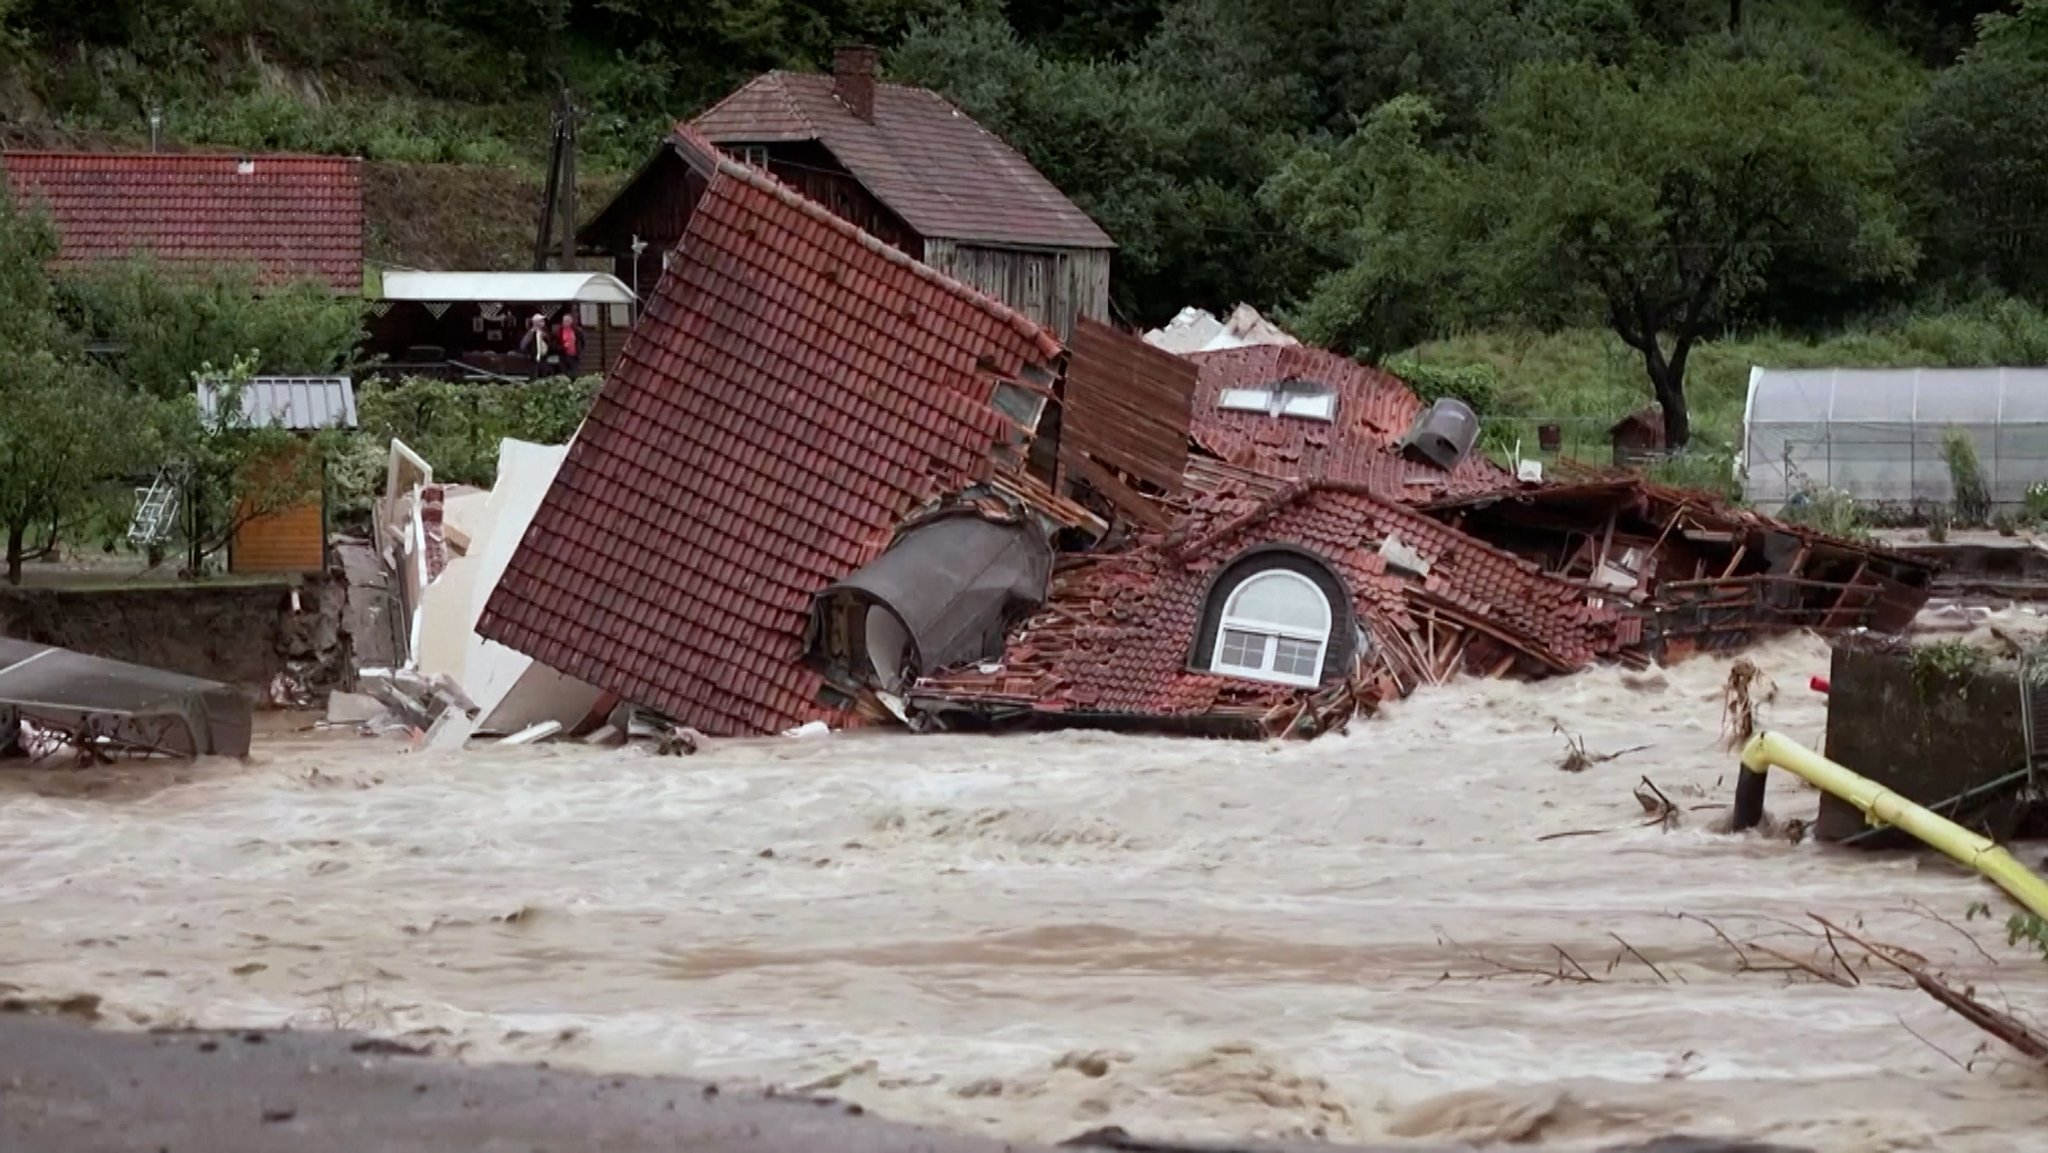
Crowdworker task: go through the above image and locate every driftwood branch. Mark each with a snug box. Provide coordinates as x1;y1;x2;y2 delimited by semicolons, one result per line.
1813;914;2048;1065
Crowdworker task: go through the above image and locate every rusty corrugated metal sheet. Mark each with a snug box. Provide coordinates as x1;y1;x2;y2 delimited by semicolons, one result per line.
1061;317;1196;494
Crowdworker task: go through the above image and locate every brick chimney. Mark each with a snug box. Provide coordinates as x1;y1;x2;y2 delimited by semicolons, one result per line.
833;45;879;123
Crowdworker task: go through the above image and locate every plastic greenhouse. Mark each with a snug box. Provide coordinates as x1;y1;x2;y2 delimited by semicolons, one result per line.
1741;366;2048;512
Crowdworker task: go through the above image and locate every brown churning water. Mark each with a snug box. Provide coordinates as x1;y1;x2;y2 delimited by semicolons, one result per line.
1;635;2045;1149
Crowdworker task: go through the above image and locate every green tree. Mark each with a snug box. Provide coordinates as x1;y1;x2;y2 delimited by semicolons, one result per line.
1473;48;1914;447
0;199;143;584
1904;4;2048;301
164;355;326;572
63;260;364;402
1258;95;1465;360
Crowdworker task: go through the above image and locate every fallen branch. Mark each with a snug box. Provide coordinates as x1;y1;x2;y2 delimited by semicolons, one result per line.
1813;914;2048;1065
1608;932;1677;984
1437;935;1605;985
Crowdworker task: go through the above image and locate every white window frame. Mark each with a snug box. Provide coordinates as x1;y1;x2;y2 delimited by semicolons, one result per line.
1219;387;1272;413
1216;381;1337;423
1208;569;1332;688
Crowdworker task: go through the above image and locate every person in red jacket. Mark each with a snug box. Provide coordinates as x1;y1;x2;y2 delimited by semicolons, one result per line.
556;311;583;377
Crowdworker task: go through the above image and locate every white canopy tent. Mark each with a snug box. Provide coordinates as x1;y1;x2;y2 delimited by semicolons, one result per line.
378;271;637;305
1742;366;2048;512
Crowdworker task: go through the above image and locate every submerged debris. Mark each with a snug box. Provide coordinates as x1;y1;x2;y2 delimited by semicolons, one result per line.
1553;724;1649;773
1721;659;1778;750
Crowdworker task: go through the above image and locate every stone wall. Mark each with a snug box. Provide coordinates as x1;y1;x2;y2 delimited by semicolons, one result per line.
0;576;348;696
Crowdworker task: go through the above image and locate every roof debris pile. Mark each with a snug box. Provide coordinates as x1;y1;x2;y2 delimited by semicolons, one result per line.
1430;470;1932;664
400;142;1935;746
1143;304;1300;353
1184;345;1515;504
911;477;1628;738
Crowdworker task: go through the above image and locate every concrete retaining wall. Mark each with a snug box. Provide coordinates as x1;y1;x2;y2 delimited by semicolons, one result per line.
1819;640;2033;843
0;576;348;695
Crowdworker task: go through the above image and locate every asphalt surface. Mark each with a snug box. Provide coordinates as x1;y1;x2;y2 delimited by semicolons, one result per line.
0;1013;1815;1153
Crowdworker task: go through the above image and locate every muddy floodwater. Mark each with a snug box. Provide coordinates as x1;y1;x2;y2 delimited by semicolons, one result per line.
4;636;2047;1150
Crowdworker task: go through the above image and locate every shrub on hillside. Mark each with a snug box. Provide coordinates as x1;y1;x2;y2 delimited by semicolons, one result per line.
1384;355;1501;414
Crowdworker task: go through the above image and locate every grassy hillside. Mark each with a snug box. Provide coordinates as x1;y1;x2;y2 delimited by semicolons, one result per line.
1410;298;2048;460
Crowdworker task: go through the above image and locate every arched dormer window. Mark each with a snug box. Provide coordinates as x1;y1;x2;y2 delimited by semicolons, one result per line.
1208;568;1334;687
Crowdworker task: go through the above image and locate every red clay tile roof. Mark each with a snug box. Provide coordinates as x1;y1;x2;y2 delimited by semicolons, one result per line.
916;479;1622;724
1;152;363;291
692;71;1113;251
1187;345;1514;502
475;144;1063;736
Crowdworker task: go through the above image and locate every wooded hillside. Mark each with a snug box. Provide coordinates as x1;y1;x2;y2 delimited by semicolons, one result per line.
3;0;2045;449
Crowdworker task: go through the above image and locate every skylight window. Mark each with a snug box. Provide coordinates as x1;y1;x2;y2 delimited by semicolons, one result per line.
1216;379;1336;422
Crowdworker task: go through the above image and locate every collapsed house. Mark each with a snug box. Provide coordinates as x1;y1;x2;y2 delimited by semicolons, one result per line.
463;131;1935;743
474;129;1102;737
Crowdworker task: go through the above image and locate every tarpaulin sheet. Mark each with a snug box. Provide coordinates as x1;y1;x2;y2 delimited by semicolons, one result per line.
0;638;252;758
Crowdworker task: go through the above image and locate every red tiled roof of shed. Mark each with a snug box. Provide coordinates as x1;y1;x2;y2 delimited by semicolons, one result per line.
475;138;1062;736
1186;345;1514;503
1;151;363;291
692;71;1113;251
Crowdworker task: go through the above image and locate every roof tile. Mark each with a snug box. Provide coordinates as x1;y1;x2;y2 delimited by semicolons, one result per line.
476;150;1061;737
2;151;363;291
1186;345;1513;503
917;479;1623;723
693;72;1112;251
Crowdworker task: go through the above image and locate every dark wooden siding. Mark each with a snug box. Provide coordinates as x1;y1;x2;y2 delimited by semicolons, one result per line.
579;149;709;295
759;141;921;255
922;241;1111;341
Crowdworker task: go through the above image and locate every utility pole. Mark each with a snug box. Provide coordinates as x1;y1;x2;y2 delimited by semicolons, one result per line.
532;86;580;271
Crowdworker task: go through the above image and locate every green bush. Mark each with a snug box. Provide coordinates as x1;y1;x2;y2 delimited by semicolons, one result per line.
346;374;600;496
1777;486;1869;540
1384;354;1501;414
1647;449;1741;500
1942;427;1992;527
2027;481;2048;523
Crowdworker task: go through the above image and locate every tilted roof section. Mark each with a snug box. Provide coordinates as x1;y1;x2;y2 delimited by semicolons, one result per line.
476;140;1063;736
691;71;1114;251
1187;345;1514;503
1;151;363;292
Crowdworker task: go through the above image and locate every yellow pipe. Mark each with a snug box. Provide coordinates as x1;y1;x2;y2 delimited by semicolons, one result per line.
1739;730;2048;921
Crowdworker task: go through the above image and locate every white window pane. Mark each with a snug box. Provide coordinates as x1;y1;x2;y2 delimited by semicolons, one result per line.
1281;392;1335;421
1220;388;1271;412
578;302;600;326
1217;628;1267;669
609;302;632;326
1272;636;1320;679
1227;571;1330;633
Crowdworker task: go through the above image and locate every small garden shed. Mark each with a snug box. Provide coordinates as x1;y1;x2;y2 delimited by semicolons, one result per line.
197;376;358;574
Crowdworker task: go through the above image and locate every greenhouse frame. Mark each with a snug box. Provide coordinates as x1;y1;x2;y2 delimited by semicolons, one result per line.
1741;366;2048;513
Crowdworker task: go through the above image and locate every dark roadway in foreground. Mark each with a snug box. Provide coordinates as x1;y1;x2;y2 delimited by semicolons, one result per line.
0;1012;1814;1153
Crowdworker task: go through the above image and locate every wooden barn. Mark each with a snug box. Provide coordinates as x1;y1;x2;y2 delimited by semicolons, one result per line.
197;376;357;575
363;271;638;380
579;47;1114;340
